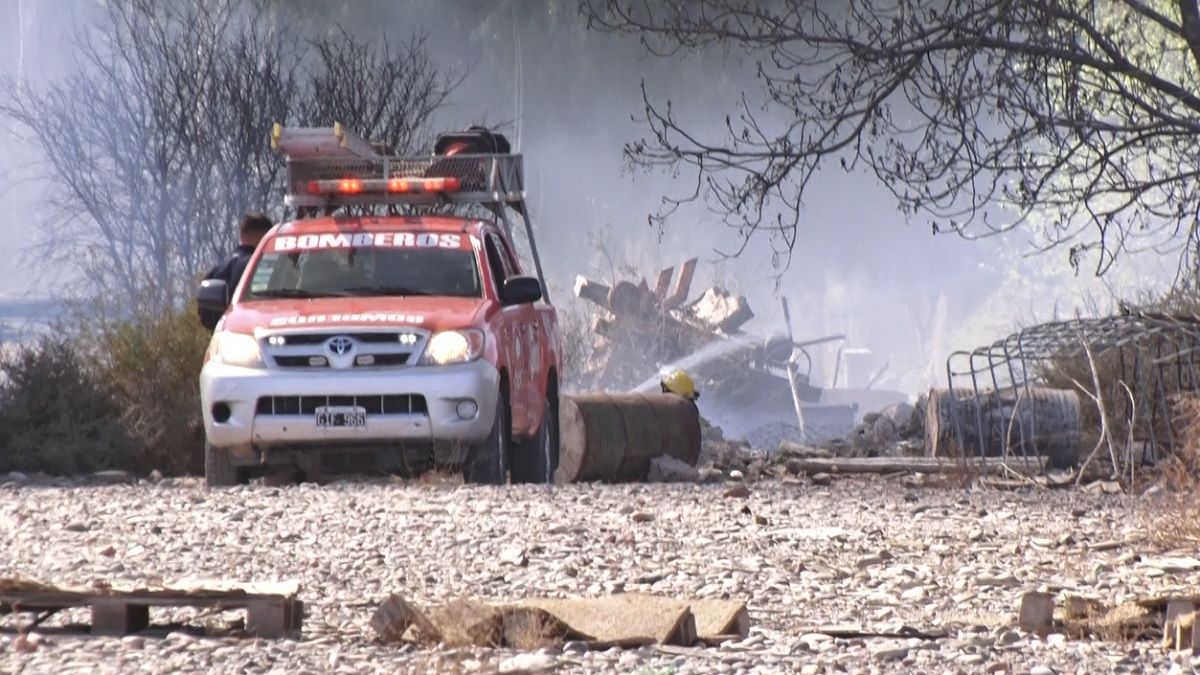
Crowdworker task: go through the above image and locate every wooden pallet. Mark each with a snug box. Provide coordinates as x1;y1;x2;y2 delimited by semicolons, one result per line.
0;578;302;638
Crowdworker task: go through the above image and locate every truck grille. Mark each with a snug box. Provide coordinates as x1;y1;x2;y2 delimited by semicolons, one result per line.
263;329;426;369
270;332;408;346
273;354;410;368
255;394;428;416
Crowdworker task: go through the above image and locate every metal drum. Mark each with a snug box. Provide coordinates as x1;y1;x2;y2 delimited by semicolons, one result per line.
556;393;701;483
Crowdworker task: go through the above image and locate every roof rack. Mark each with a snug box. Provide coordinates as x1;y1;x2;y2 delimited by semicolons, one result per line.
271;124;548;302
273;124;526;210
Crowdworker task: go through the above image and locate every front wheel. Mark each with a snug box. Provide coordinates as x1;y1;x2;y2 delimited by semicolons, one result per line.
511;394;558;484
204;441;239;488
464;389;510;485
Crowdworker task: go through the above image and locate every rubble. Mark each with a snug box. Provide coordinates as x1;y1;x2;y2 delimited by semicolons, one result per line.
777;440;832;459
688;411;1076;485
689;287;754;332
881;401;918;435
722;484;751;499
367;593;749;649
1018;592;1054;635
428;600;503;646
370;594;435;643
498;652;558;673
1;479;1185;672
1007;589;1200;654
692;409;938;484
852;412;898;454
844;398;926;458
572;259;905;446
646;456;700;483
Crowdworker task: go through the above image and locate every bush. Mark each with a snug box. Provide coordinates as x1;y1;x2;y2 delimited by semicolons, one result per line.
0;337;139;474
1151;396;1200;546
1036;285;1200;478
94;306;211;475
557;299;599;392
0;306;211;476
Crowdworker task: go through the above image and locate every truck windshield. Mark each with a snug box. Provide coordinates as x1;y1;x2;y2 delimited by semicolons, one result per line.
242;235;482;300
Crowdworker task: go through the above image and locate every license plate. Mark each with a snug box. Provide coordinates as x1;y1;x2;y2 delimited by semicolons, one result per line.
315;406;367;429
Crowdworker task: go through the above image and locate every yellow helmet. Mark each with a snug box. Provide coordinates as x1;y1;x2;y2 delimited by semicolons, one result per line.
660;369;699;401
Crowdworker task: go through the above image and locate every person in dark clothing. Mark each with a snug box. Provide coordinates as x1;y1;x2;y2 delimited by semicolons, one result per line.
198;213;273;328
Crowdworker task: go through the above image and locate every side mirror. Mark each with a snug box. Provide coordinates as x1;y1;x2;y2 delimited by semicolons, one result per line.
501;276;542;306
197;279;230;314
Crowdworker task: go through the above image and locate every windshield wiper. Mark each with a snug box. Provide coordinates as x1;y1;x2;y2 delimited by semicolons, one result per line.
343;286;434;296
249;289;349;299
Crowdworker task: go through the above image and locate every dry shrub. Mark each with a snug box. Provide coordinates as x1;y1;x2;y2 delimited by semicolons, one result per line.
1151;396;1200;546
416;467;465;486
94;306;210;475
427;599;503;647
0;305;210;476
557;299;599;392
502;610;556;650
1039;348;1131;460
422;601;583;649
500;607;583;650
941;456;984;489
1159;397;1200;488
0;336;139;474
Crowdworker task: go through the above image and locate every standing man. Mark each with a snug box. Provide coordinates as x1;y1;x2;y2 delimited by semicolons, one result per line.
198;212;273;329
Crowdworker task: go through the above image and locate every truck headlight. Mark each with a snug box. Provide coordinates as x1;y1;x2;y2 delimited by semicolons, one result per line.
209;332;264;368
419;330;484;365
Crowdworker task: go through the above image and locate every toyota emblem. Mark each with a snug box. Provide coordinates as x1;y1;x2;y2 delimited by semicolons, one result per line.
327;336;354;355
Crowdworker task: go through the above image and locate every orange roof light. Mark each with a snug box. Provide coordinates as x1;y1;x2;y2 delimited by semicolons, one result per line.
423;176;461;191
306;179;363;195
307;177;461;196
386;177;462;193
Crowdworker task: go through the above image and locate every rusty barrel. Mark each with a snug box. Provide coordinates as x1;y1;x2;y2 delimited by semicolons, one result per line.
925;387;1082;467
555;393;701;483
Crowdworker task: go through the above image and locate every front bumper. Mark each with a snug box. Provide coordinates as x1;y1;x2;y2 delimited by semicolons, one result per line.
199;360;499;456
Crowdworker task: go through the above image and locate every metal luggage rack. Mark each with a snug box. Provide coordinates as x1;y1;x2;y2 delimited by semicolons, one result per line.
272;124;549;301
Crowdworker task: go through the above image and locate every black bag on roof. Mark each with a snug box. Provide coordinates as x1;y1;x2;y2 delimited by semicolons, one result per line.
434;127;512;155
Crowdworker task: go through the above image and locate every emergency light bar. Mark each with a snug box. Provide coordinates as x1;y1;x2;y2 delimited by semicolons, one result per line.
306;176;462;196
275;124;524;210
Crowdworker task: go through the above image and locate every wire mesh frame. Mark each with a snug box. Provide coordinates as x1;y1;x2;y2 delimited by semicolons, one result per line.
943;313;1200;463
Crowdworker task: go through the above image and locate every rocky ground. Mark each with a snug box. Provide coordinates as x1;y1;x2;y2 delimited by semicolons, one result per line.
0;474;1196;674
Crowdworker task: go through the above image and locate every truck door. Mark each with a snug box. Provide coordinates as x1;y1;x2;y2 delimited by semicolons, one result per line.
496;235;543;435
484;233;533;435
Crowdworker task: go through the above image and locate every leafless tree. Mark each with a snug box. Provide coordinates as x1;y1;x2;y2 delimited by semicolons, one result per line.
303;30;460;155
0;0;456;308
583;0;1200;279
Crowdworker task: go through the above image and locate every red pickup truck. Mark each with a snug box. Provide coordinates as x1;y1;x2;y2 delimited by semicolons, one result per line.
196;127;561;487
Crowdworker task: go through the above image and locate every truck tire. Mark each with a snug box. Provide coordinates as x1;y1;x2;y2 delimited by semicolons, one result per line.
464;389;510;485
511;395;558;484
205;441;238;488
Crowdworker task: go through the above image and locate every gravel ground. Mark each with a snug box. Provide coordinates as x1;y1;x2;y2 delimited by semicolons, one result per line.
0;474;1197;674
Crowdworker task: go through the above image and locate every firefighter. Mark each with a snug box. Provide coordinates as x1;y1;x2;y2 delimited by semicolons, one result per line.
197;212;273;328
660;369;700;402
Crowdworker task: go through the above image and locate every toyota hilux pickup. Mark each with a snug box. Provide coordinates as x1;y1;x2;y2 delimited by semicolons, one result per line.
196;126;560;487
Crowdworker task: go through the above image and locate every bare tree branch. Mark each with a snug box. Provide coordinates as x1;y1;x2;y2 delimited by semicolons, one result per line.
583;0;1200;278
0;1;456;308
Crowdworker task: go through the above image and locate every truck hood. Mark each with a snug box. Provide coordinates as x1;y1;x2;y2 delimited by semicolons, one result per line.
219;296;487;335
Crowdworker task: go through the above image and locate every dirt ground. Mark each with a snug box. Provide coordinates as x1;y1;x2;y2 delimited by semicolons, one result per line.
0;475;1194;674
